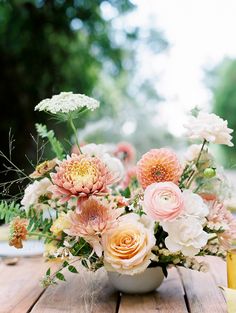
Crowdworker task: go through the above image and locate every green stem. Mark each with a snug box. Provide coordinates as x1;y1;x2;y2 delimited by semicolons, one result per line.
186;139;208;188
69;117;82;154
28;232;59;241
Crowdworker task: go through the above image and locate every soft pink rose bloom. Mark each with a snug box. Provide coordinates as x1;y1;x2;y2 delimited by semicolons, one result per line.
143;182;184;221
102;213;156;275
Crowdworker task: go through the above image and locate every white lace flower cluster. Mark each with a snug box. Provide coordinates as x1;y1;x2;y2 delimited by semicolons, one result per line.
35;92;100;114
184;112;233;146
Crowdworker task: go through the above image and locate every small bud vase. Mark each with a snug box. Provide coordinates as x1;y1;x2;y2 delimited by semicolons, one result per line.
107;267;164;294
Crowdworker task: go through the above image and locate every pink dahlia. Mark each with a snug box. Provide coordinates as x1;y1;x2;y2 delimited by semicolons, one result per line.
65;197;123;256
114;142;136;165
137;148;182;189
207;201;236;249
50;154;114;202
121;166;137;189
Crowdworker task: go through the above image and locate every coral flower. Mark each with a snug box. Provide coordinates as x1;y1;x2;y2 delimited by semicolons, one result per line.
50;154;114;202
137;148;182;189
65;197;123;256
114;142;136;165
9;217;28;249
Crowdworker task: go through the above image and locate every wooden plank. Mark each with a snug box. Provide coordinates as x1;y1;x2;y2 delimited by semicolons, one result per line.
0;257;47;313
205;256;227;287
179;265;227;313
119;268;188;313
31;267;118;313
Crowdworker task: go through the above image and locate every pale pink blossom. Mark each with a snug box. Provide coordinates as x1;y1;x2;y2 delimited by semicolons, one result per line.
64;197;123;256
143;182;184;221
207;201;236;249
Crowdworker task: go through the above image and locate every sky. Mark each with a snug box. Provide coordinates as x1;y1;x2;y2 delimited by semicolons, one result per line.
129;0;236;136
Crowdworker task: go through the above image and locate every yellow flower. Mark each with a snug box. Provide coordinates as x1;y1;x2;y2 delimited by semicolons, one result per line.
44;241;58;257
50;212;71;236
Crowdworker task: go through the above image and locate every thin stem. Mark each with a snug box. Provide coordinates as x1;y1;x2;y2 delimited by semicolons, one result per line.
69;117;82;154
28;232;59;241
186;139;208;188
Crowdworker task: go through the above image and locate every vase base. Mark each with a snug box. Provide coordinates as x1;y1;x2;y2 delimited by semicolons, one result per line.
108;267;165;294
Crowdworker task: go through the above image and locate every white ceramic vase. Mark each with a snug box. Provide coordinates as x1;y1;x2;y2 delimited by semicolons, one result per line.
107;267;164;294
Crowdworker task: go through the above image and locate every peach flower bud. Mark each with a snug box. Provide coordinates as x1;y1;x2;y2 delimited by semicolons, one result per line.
143;182;184;221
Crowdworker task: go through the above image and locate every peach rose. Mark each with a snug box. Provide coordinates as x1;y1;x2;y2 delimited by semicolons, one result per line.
143;182;184;221
102;214;156;275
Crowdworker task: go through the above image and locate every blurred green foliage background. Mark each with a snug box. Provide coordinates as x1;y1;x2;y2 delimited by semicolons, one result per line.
0;0;170;173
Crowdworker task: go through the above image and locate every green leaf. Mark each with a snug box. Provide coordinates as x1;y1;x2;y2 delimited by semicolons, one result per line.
68;265;78;273
161;266;168;278
35;123;65;160
46;268;51;276
120;187;131;198
62;261;69;268
56;272;66;281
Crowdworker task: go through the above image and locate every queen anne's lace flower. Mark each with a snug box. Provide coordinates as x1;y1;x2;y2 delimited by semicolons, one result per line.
184;112;233;146
35;92;99;114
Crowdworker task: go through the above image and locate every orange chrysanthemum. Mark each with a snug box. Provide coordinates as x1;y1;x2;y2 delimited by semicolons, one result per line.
137;148;182;189
9;217;28;249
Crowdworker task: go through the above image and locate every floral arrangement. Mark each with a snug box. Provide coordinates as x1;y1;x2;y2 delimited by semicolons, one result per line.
1;92;236;287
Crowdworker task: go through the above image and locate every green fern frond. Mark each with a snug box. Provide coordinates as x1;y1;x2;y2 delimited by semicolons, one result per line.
35;123;65;160
0;201;25;223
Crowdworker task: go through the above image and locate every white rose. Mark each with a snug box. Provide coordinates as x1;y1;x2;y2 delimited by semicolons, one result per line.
161;216;209;257
102;213;156;275
182;190;209;219
21;177;52;210
82;143;124;183
184;112;233;146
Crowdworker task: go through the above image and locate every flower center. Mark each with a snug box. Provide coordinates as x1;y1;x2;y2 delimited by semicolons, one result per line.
65;160;96;181
151;164;167;181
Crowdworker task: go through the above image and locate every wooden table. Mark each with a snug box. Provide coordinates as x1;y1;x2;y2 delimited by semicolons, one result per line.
0;256;227;313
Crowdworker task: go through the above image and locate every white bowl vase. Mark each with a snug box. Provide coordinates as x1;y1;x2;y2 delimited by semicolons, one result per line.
107;267;164;294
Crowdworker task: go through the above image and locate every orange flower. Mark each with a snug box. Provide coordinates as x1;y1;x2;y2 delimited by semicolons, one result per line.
9;217;28;249
29;159;57;179
137;148;182;189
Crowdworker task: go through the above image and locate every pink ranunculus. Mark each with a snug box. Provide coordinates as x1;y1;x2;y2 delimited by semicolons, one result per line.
143;182;184;221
